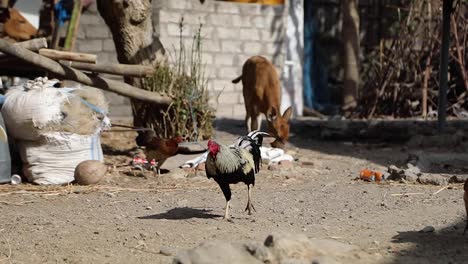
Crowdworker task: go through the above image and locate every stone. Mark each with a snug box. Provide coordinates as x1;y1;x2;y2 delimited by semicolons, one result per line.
419;226;435;233
418;174;449;186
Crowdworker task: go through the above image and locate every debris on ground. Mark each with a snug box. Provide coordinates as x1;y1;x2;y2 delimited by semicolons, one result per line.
359;169;385;182
387;152;468;185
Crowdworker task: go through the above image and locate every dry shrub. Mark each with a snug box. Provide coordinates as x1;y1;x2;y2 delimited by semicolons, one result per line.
133;21;214;141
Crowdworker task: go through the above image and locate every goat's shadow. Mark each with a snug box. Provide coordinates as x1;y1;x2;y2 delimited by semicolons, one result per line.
138;207;221;220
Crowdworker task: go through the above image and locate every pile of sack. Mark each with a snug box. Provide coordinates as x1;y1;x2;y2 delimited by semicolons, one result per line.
1;77;110;185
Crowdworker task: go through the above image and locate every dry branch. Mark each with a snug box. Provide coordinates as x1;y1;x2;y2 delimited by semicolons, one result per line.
0;38;48;59
0;39;171;105
62;61;154;77
39;48;97;63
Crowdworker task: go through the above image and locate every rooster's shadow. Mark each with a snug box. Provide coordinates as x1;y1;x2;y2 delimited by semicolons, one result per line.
138;207;221;220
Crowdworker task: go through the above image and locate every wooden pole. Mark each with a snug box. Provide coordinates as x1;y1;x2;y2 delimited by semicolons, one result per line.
0;38;48;59
61;61;154;77
0;39;171;105
38;48;97;63
438;0;452;133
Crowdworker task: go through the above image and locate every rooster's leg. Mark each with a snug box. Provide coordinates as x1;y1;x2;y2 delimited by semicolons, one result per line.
464;192;468;235
224;200;231;220
245;184;256;215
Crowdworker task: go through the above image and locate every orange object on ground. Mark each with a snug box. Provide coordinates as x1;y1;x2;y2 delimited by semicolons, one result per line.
360;169;384;182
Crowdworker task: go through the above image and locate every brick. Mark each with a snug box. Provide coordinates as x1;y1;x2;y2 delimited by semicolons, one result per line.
215;2;240;14
167;22;191;37
209;14;242;27
102;39;115;51
251;16;266;28
76;27;85;39
160;10;183;23
240;28;260;41
237;92;244;104
208;79;235;92
202;66;217;79
239;3;261;15
201;53;213;65
77;39;102;53
183;12;207;25
197;25;214;39
266;42;283;55
221;40;242;53
243;41;263;55
232;104;246;118
217;66;238;79
85;26;109;39
166;0;193;10
191;1;215;12
262;30;282;42
201;39;220;52
215;27;240;40
96;52;118;64
214;53;235;66
79;14;101;25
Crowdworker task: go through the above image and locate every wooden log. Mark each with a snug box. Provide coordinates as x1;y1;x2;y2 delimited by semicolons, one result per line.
0;38;48;59
38;48;97;63
61;61;154;77
0;39;171;105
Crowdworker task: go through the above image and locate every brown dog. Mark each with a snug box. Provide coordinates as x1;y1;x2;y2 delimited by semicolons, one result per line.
232;56;292;149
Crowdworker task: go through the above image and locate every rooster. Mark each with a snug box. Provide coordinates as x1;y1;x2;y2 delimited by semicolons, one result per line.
136;130;184;176
205;130;269;220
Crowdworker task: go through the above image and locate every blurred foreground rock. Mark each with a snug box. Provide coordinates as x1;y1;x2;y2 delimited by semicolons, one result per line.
173;232;381;264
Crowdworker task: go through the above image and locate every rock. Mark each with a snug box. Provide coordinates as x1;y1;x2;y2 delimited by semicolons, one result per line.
418;174;449;185
173;240;262;264
419;226;435;233
450;175;468;183
74;160;107;185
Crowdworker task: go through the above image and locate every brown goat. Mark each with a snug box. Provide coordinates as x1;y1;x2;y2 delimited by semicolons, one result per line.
4;8;37;41
232;56;292;149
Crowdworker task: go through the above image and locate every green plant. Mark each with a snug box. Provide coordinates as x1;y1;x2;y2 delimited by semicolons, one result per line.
133;19;214;141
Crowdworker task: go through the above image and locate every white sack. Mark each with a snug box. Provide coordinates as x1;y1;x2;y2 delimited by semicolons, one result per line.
18;132;103;185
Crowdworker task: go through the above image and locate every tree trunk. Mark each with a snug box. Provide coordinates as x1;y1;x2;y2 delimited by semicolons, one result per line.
341;0;360;113
96;0;166;130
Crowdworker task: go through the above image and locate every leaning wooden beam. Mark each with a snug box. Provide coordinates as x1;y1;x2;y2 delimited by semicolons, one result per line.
39;48;97;63
0;38;48;59
61;61;154;77
0;39;171;105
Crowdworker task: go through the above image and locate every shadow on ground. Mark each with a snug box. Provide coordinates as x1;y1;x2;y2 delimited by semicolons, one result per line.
138;207;221;220
390;220;468;263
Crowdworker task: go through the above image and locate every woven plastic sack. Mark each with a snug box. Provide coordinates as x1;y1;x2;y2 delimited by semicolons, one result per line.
18;132;103;185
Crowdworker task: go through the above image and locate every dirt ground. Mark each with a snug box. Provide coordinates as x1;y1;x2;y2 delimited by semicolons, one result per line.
1;119;468;264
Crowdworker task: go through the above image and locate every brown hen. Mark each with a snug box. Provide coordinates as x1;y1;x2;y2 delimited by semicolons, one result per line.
136;130;184;176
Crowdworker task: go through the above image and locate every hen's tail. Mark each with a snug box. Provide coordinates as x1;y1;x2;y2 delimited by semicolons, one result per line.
235;130;271;173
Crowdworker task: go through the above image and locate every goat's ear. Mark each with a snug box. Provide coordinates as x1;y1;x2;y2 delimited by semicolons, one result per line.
267;107;278;122
282;106;293;121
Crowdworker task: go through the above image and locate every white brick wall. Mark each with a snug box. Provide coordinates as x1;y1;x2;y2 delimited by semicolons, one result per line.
159;0;286;120
74;0;287;120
